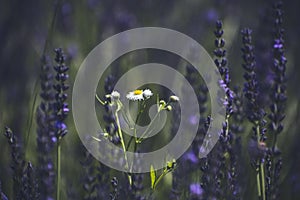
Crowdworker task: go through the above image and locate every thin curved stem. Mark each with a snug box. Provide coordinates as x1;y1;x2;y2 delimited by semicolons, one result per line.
96;94;106;105
115;110;129;169
136;108;163;143
56;139;61;200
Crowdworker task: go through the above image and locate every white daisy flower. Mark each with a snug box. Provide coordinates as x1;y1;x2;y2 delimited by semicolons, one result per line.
126;89;153;101
126;89;144;101
111;91;120;100
143;89;153;99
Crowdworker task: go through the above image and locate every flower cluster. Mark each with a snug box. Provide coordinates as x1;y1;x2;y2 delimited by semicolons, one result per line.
269;1;287;148
241;28;267;142
35;49;70;200
109;177;119;200
81;148;101;200
241;28;269;200
266;2;287;199
1;1;294;199
201;20;238;200
20;162;39;200
36;55;57;200
53;48;70;139
4;127;25;199
126;89;153;101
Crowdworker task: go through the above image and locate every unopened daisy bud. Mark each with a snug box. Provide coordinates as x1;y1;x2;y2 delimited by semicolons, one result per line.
105;94;112;103
166;159;176;170
166;105;172;111
103;132;109;137
111;91;120;100
170;95;179;102
159;100;166;106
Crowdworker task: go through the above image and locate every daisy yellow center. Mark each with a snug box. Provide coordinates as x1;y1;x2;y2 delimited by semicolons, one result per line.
133;90;143;95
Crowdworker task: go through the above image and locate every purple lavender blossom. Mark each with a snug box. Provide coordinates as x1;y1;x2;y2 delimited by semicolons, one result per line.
241;27;269;200
265;2;287;199
53;48;70;139
201;20;237;200
190;183;203;196
241;28;267;142
110;177;119;200
36;55;56;200
81;149;99;200
0;181;8;200
21;162;39;200
4;127;25;199
184;151;198;164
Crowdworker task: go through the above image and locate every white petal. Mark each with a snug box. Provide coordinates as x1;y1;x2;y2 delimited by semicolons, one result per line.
143;89;153;98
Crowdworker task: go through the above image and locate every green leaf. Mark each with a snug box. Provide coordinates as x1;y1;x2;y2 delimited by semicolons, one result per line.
150;165;156;189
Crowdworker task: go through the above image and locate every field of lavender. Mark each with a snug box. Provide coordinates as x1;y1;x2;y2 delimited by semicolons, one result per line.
1;0;300;199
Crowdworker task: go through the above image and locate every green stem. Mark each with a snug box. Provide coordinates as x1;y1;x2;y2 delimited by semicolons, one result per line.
153;168;173;190
134;102;142;139
257;169;261;198
126;137;134;150
115;110;129;169
260;163;266;200
136;109;162;143
115;109;132;185
153;172;166;190
255;125;266;200
56;139;61;200
126;101;143;149
95;94;106;105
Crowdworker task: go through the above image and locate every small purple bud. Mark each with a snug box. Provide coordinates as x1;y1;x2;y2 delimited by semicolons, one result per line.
51;137;57;143
190;183;203;196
